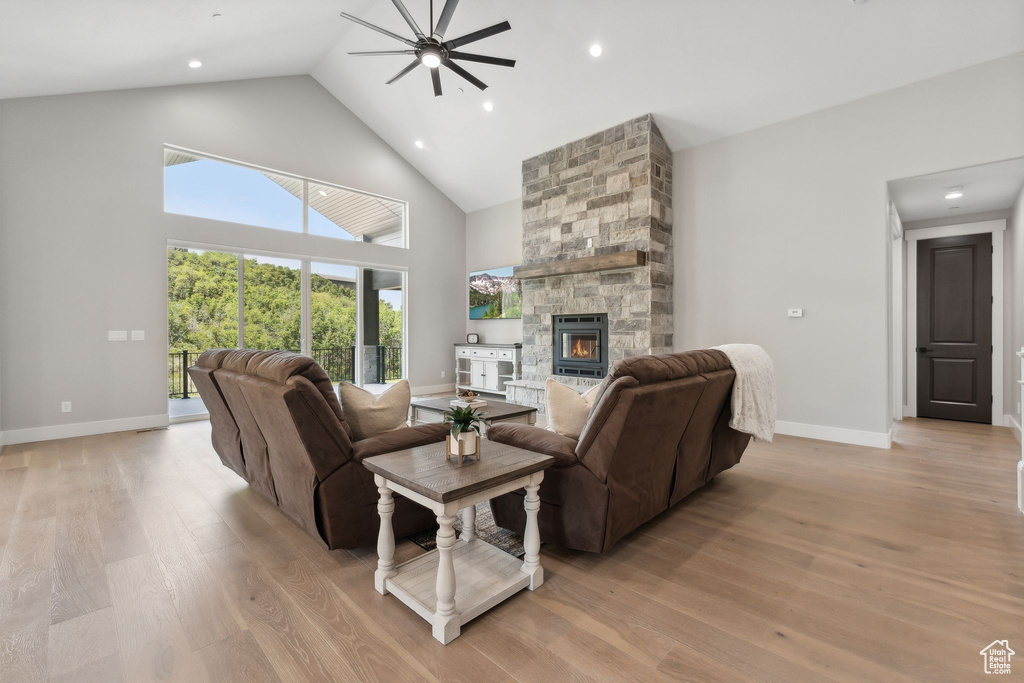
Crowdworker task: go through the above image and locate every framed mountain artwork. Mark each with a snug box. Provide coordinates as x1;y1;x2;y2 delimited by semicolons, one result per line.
469;266;522;320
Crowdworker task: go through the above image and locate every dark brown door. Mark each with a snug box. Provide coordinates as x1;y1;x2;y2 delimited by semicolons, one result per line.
916;233;992;423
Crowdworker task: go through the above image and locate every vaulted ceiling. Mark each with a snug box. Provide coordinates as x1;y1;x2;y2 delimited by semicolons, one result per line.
2;0;1023;211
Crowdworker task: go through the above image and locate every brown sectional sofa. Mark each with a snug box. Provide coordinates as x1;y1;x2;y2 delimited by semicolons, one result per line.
488;349;751;553
188;349;447;549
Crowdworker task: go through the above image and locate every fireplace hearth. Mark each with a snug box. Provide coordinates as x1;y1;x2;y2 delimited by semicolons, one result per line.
553;314;608;378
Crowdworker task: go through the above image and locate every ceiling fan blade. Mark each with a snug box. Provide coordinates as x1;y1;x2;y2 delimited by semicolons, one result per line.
387;59;421;85
430;68;443;97
443;21;511;50
447;51;515;68
390;0;425;40
340;12;417;47
432;0;460;39
349;50;417;56
443;60;487;90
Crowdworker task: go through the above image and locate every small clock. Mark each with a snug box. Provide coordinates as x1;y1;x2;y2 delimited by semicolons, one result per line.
467;333;480;344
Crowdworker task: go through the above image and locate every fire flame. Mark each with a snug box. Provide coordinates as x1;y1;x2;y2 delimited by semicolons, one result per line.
572;338;592;359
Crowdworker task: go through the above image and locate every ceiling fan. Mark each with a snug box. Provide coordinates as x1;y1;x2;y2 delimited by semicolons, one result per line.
341;0;515;97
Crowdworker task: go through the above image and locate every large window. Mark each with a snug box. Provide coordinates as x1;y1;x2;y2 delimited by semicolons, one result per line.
167;246;406;402
164;148;407;247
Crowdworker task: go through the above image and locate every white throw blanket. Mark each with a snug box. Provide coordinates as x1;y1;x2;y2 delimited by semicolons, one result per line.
711;344;776;443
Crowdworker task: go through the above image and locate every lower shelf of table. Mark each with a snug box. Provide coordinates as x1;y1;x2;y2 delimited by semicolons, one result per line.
385;538;530;627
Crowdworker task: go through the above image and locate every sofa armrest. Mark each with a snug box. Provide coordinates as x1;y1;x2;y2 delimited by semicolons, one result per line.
352;422;449;461
487;423;579;467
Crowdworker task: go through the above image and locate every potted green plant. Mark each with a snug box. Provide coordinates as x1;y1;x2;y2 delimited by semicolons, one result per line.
441;405;484;462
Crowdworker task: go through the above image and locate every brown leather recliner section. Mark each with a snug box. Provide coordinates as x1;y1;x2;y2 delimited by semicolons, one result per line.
187;350;244;478
190;349;447;549
488;349;752;553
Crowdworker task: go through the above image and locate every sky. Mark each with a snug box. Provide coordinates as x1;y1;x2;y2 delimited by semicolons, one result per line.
168;159;402;310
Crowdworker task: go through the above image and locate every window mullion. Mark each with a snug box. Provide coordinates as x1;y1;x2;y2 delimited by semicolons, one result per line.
237;253;244;349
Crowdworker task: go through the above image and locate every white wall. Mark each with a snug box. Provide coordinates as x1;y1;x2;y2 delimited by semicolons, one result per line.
1010;183;1024;434
0;75;465;440
674;52;1024;443
465;199;523;344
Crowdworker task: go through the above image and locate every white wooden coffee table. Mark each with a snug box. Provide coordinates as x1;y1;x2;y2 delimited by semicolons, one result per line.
362;439;553;644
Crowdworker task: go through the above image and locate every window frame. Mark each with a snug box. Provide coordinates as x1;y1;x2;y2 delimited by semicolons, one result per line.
163;145;410;249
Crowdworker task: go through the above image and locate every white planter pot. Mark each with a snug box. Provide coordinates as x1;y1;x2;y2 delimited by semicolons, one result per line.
456;432;478;455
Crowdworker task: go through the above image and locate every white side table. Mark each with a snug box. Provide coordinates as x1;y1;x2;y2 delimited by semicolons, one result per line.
363;440;553;644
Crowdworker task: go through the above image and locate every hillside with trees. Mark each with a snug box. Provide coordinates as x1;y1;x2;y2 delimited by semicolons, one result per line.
168;248;402;355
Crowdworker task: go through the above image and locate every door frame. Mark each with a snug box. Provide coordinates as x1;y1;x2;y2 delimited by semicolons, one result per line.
904;220;1004;424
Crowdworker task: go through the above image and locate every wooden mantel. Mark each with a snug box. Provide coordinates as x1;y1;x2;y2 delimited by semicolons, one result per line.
513;250;647;280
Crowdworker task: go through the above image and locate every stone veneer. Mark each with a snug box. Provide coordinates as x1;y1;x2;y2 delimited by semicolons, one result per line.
509;114;673;410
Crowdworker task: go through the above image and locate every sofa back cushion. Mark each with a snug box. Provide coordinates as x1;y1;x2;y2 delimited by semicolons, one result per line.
214;351;279;502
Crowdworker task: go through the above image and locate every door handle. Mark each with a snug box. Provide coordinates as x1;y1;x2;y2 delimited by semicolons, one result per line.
916;347;931;354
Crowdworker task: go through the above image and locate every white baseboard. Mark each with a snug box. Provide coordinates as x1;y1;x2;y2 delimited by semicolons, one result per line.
169;413;210;425
1008;414;1022;443
412;383;456;396
0;414;169;446
774;420;892;449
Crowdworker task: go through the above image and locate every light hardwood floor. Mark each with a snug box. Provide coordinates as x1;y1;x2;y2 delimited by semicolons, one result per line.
0;417;1021;681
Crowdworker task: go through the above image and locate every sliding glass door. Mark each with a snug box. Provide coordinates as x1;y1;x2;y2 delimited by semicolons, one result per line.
310;262;358;383
167;246;406;414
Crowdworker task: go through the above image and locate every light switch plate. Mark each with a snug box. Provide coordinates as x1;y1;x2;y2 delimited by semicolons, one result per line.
108;330;128;341
131;330;145;341
788;308;803;318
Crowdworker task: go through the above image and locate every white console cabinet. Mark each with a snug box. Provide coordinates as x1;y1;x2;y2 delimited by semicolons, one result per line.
455;344;522;397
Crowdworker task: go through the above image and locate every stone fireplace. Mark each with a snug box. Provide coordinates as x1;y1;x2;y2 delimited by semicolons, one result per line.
507;114;673;411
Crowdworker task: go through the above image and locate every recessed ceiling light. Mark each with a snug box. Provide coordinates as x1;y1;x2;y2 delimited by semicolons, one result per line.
415;140;424;149
945;187;964;199
483;101;494;112
589;44;603;57
188;60;202;69
318;189;327;197
212;13;222;19
949;206;960;210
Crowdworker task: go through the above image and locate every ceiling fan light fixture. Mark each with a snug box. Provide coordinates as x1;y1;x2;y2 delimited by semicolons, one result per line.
341;1;514;97
419;45;443;69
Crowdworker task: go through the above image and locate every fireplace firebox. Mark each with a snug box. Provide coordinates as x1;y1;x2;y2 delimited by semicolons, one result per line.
553;314;608;378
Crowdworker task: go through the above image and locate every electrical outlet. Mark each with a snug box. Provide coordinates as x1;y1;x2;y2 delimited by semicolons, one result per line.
788;308;803;318
61;401;72;413
586;237;593;248
131;330;145;341
441;370;446;379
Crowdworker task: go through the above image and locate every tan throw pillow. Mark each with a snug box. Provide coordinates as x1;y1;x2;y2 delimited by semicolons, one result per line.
545;378;601;440
337;379;410;441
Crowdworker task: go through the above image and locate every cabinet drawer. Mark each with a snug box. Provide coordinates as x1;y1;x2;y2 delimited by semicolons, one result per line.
497;349;514;360
457;348;472;358
470;348;497;358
